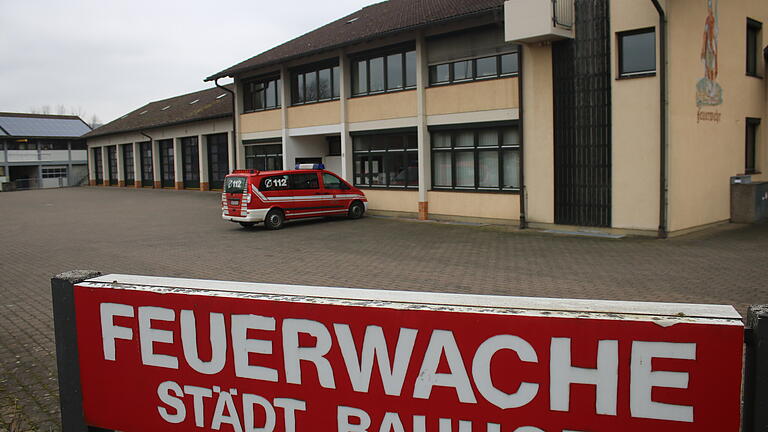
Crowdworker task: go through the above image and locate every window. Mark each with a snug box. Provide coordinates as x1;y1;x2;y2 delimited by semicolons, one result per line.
431;125;520;192
292;62;340;105
322;173;348;190
428;53;518;86
327;136;341;156
245;143;283;171
746;118;761;174
747;19;763;77
618;28;656;78
260;173;319;191
243;76;281;112
353;132;418;188
123;144;134;183
352;46;416;97
42;167;67;178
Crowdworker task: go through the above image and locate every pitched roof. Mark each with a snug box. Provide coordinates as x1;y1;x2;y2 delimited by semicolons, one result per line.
0;113;91;138
84;85;233;139
206;0;505;81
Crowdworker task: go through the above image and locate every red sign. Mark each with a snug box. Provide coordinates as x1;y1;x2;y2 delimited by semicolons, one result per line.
74;275;743;432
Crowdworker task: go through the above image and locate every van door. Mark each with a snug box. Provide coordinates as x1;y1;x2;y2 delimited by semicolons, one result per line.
286;172;329;218
321;172;351;213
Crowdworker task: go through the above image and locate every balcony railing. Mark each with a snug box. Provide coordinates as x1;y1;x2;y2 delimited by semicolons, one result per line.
553;0;574;30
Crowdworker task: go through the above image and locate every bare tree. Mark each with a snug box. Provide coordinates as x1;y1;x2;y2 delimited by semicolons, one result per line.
56;104;67;115
40;105;51;114
88;114;102;129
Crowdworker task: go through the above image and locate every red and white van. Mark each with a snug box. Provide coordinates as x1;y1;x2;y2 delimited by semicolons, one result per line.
221;165;367;229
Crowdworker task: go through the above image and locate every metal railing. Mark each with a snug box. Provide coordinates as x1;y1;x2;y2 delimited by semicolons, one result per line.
553;0;574;30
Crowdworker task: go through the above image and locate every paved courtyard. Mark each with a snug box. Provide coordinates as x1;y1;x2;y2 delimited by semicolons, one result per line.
1;186;767;430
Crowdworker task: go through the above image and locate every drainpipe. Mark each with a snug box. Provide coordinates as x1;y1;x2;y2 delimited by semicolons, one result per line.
651;0;668;239
215;78;237;169
517;44;527;229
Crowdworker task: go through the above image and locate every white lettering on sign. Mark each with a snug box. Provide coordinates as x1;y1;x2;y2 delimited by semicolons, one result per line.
333;324;417;396
156;381;306;431
630;341;696;422
100;304;703;424
550;338;618;415
100;302;134;361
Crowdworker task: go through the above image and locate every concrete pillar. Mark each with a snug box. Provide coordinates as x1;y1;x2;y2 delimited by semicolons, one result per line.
227;131;236;173
101;146;109;186
132;142;141;188
152;140;161;188
233;79;245;170
280;65;291;170
173;137;183;189
416;33;431;220
199;134;209;190
67;141;73;187
116;145;125;187
339;49;353;182
87;146;96;186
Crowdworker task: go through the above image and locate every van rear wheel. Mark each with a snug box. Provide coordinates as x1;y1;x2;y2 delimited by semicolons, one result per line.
348;201;365;219
264;209;285;230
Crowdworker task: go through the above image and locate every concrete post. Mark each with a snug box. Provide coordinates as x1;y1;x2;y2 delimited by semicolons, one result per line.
87;146;96;186
199;134;209;190
339;49;353;182
67;140;73;187
415;33;431;220
744;305;768;432
280;65;291;170
227;131;236;173
116;145;125;187
132;142;141;188
101;146;109;186
173;137;183;189
51;270;102;432
152;140;161;188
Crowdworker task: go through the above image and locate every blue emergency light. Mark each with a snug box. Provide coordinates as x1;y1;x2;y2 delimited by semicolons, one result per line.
295;163;325;170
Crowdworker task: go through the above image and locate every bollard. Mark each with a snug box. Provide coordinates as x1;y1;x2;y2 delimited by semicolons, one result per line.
51;270;102;432
744;305;768;432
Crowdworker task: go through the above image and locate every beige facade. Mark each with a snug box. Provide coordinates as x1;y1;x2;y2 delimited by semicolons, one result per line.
224;0;767;235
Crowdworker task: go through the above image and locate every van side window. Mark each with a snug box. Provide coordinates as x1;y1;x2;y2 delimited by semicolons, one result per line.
260;175;290;190
290;173;319;189
322;173;346;189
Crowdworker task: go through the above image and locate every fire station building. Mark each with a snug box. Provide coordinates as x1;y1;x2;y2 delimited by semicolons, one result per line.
201;0;767;236
84;86;235;191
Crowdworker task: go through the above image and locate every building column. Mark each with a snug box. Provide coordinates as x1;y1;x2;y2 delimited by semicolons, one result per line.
199;134;209;191
67;140;73;187
173;137;183;189
280;65;292;170
101;146;109;186
152;140;161;188
416;33;431;220
339;49;353;182
132;142;141;187
227;131;236;172
116;145;125;187
87;146;96;186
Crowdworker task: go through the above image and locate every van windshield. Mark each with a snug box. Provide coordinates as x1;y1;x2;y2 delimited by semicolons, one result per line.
224;177;248;194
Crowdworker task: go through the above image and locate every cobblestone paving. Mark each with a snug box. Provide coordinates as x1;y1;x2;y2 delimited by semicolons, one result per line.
1;186;767;430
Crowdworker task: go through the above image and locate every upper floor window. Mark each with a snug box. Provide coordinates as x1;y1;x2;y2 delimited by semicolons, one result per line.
618;28;656;78
243;76;281;113
292;61;340;105
429;52;518;86
747;18;763;77
352;46;416;97
746;118;761;174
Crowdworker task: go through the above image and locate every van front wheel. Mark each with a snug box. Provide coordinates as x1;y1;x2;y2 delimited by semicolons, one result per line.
264;209;285;230
348;201;365;219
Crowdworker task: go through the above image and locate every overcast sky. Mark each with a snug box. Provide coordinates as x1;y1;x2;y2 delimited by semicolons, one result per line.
0;0;376;124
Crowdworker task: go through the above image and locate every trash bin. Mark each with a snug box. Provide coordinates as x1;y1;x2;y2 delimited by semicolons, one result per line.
731;177;768;223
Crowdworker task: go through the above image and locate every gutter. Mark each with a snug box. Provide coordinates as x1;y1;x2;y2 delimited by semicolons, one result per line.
215;78;237;170
651;0;668;239
517;44;527;229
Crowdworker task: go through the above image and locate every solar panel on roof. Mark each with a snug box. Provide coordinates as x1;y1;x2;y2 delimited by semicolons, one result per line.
0;116;91;137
